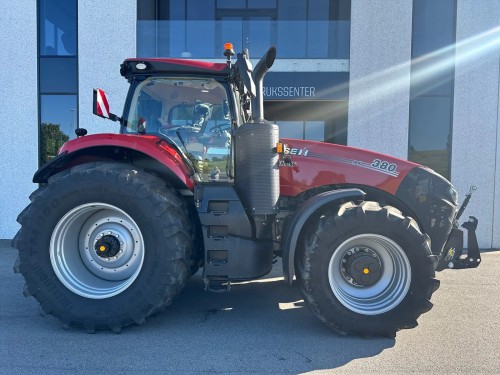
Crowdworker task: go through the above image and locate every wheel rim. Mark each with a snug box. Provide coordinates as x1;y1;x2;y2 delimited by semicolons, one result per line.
328;234;411;315
50;203;145;299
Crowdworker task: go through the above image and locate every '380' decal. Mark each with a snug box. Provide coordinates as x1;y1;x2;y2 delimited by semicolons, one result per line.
304;151;400;177
371;159;398;173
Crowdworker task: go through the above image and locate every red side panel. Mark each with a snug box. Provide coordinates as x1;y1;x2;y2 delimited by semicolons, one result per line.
59;134;195;190
278;139;420;197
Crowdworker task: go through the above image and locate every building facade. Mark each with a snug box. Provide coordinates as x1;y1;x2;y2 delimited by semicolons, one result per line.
1;0;499;248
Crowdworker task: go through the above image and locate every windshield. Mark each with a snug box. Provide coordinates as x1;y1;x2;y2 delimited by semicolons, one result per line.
125;77;233;182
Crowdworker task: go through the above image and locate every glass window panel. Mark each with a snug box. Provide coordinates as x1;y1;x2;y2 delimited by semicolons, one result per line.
137;0;157;20
276;121;304;139
308;0;329;20
40;57;77;93
186;21;216;57
307;21;329;58
170;0;186;19
248;0;276;9
277;21;306;58
248;17;272;58
412;0;455;57
278;0;307;20
156;21;171;57
187;0;215;19
305;121;324;141
324;119;347;145
137;20;157;57
221;17;243;55
329;20;351;59
217;0;245;9
169;20;188;57
410;56;454;97
40;95;77;164
409;96;451;178
39;0;77;56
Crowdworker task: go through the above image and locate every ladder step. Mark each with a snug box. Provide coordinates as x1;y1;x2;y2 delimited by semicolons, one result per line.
204;279;231;293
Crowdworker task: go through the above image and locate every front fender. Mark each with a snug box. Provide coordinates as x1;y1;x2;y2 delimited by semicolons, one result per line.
282;188;365;284
34;133;196;190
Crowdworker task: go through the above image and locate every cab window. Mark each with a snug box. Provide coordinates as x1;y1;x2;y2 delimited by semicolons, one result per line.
126;77;232;182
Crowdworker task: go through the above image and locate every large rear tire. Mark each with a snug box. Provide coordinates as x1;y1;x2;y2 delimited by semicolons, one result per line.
297;201;439;337
13;162;193;332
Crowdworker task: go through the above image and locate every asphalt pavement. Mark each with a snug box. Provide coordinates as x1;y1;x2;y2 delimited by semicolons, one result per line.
1;239;499;374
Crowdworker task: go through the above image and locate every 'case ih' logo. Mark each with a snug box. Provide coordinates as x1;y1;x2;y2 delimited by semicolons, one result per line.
283;146;309;157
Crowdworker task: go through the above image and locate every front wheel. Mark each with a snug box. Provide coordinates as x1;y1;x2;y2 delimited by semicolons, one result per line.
13;163;193;332
297;201;439;337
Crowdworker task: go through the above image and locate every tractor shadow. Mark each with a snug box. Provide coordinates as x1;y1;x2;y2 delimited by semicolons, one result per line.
145;261;396;373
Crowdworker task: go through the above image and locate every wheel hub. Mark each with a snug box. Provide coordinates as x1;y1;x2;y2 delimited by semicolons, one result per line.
341;247;382;287
94;234;121;258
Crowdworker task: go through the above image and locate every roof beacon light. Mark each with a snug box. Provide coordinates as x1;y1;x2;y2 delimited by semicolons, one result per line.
224;42;235;66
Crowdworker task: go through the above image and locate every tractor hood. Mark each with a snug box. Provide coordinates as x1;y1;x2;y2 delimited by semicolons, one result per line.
278;138;422;197
278;138;459;256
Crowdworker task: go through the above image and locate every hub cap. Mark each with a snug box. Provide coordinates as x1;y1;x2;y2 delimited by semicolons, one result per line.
50;203;145;299
328;234;411;315
340;247;382;287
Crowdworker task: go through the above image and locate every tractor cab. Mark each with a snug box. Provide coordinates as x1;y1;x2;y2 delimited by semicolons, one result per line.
122;76;235;182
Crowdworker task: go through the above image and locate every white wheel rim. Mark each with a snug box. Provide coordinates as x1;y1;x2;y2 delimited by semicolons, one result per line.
50;203;145;299
328;234;411;315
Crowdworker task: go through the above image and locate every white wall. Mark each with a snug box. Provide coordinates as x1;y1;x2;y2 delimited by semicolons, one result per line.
452;1;500;248
348;0;413;159
78;0;136;136
0;2;38;239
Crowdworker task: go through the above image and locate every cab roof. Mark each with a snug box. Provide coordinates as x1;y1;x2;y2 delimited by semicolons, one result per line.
120;58;231;81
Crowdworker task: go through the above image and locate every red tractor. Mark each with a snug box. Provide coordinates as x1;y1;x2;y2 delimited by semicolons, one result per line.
13;44;480;336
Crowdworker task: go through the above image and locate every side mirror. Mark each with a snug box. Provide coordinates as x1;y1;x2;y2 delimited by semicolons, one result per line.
93;88;119;122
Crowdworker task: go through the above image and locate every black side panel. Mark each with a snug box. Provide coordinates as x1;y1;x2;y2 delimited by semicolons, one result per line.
196;184;273;281
396;167;457;255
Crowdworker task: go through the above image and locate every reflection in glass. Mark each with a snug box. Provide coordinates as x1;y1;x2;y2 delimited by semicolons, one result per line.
221;18;243;55
305;121;325;141
137;20;350;59
409;97;451;178
248;17;272;58
409;0;455;179
39;57;78;93
40;95;77;164
277;121;303;140
39;0;77;56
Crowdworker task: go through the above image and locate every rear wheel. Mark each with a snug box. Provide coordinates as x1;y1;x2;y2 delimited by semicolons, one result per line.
297;201;439;337
13;162;193;332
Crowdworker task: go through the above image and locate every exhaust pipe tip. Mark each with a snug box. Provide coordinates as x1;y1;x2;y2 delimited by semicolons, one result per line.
252;46;277;121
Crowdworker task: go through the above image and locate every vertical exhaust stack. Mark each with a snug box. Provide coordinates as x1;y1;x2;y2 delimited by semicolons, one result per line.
235;47;280;240
251;46;276;122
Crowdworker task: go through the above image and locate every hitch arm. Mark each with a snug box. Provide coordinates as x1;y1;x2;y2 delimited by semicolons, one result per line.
436;216;481;271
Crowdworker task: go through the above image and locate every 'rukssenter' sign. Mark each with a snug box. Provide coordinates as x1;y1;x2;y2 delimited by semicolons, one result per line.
263;72;349;101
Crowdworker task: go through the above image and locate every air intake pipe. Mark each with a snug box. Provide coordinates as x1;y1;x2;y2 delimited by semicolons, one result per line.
251;46;276;122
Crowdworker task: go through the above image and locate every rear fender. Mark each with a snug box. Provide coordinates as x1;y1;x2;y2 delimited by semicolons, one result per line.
282;188;365;284
33;134;195;190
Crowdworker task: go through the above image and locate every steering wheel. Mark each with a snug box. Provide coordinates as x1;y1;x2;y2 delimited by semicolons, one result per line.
210;123;231;135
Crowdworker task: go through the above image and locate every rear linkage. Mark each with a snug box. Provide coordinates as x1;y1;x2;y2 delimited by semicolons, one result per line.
437;186;481;271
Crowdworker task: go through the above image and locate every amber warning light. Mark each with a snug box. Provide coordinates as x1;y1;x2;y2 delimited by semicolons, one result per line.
275;142;284;154
224;42;235;66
